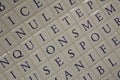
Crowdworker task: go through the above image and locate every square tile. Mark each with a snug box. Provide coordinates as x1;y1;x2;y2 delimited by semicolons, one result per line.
83;49;100;67
1;9;22;30
70;3;88;22
75;36;92;54
50;0;68;17
41;40;60;59
29;49;47;67
0;32;18;51
17;57;35;75
95;40;112;59
37;61;55;80
66;24;84;42
14;1;35;21
58;65;75;80
50;53;67;71
11;24;31;43
24;15;43;34
82;0;99;14
8;44;27;63
4;65;22;80
21;37;39;54
0;0;12;17
0;53;14;72
59;12;75;30
103;53;120;71
54;32;72;51
37;7;55;25
33;28;51;46
91;61;109;79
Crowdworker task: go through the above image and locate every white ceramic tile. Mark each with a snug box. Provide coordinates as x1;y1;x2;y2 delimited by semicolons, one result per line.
66;24;84;42
75;37;92;54
58;65;75;80
102;73;115;80
37;61;55;80
27;0;47;13
50;53;67;71
0;32;18;51
54;32;72;51
78;16;96;34
50;0;68;17
1;10;22;30
8;45;27;63
70;3;88;22
107;32;120;50
41;40;59;59
62;45;80;63
83;49;100;67
29;49;47;67
33;28;51;46
25;69;43;80
0;0;12;17
103;53;120;71
4;65;22;80
21;37;39;54
59;12;75;30
91;8;107;26
91;61;110;79
24;15;43;34
11;24;31;43
0;53;14;72
17;58;35;75
102;1;118;17
14;1;35;21
86;28;104;46
112;66;120;80
82;0;99;14
37;7;55;25
45;20;63;38
70;57;88;75
0;21;9;37
95;40;112;59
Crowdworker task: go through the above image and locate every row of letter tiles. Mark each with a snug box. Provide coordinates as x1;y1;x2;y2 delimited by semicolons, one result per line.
0;0;120;80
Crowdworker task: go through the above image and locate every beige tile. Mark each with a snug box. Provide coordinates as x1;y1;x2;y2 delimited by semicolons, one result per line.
4;65;22;80
50;0;68;17
41;40;59;59
0;0;12;17
14;1;35;21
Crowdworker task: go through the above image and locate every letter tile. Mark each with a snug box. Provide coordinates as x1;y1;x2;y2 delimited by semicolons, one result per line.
29;49;47;67
91;61;109;79
1;10;22;30
4;65;22;80
14;1;35;21
37;61;55;80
